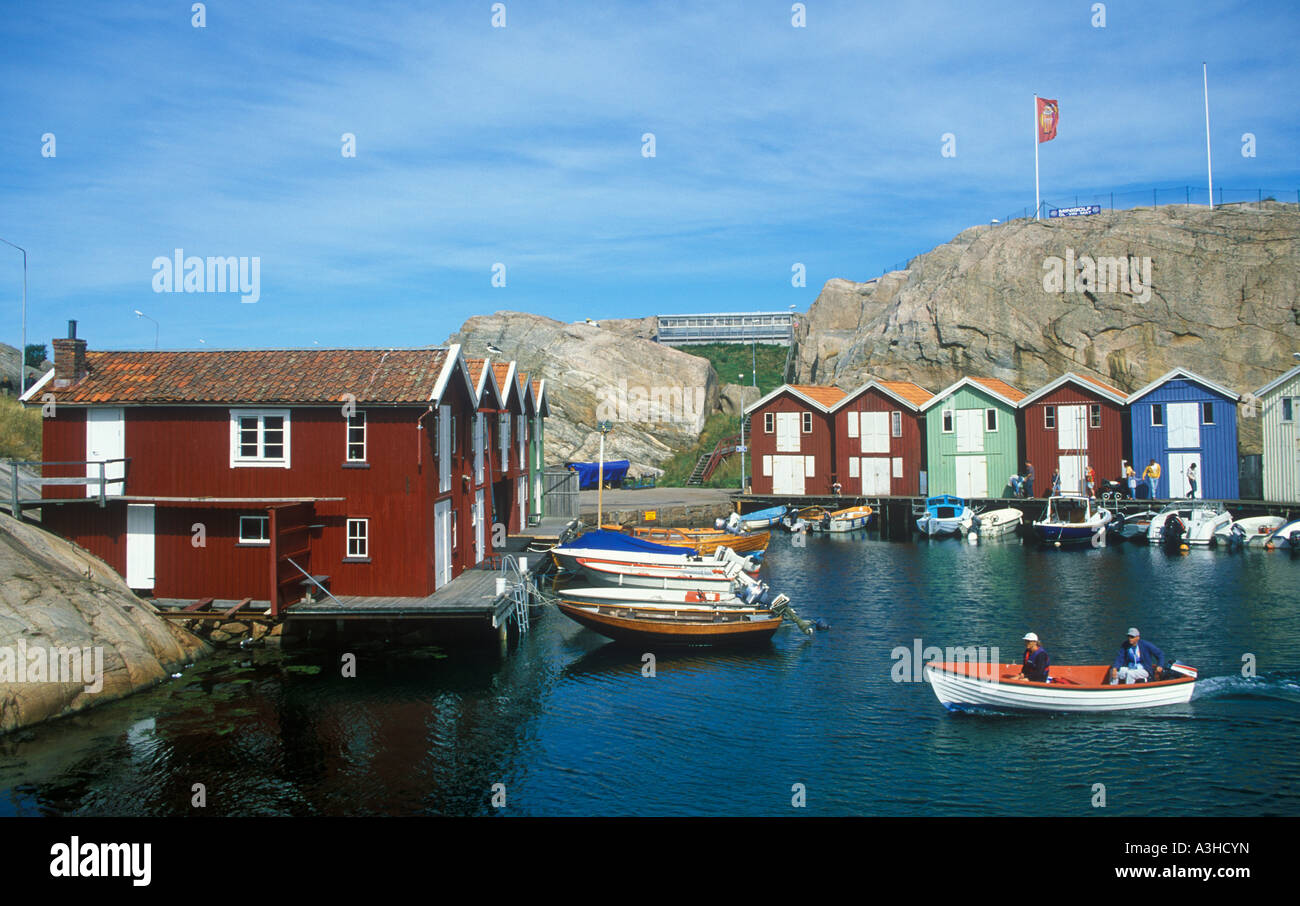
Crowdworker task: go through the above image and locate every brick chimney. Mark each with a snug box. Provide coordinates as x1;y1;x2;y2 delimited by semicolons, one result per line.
52;319;87;387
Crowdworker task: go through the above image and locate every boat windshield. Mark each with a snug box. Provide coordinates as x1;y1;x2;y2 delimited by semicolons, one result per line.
1051;498;1091;523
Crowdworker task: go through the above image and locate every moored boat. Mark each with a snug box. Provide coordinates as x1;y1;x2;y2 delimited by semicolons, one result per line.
1031;494;1111;546
925;660;1197;713
824;505;873;532
915;495;974;537
783;505;829;532
1264;518;1300;550
973;507;1022;537
1215;515;1285;548
1146;501;1232;546
612;524;771;556
553;598;784;646
1111;509;1157;543
736;505;789;531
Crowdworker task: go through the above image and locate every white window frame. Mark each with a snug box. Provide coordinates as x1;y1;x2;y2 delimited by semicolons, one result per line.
230;409;291;468
764;412;774;434
346;411;366;462
1089;404;1101;429
891;411;902;438
942;410;954;433
985;408;998;432
801;411;812;434
847;411;859;438
1044;405;1056;429
346;518;369;560
1201;402;1215;425
1151;404;1164;427
848;458;860;478
1283;398;1294;422
239;515;269;545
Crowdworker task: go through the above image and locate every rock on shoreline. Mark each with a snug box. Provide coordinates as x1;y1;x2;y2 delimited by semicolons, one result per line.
0;513;209;735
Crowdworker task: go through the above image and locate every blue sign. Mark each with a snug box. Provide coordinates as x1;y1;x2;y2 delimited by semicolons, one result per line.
1048;204;1102;218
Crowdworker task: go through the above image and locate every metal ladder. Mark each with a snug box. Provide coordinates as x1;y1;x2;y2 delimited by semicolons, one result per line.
498;554;533;634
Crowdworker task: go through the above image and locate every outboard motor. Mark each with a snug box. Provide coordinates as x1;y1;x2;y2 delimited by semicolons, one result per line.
1163;514;1187;550
725;511;743;534
1228;522;1246;549
1290;530;1300;553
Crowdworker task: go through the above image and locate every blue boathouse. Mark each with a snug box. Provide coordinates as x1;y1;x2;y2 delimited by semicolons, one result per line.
1126;368;1240;499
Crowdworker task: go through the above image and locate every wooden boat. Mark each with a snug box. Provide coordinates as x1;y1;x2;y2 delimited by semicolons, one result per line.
1146;501;1232;546
782;505;829;532
925;660;1197;713
565;555;753;591
972;507;1022;537
1215;515;1285;548
614;524;771;555
915;495;974;537
551;530;759;578
554;582;756;609
737;505;789;531
823;505;873;532
1031;494;1111;546
554;598;783;646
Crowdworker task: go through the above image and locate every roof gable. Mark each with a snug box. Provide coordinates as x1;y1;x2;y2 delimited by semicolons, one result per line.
830;379;933;413
921;376;1024;411
1019;372;1127;407
1125;368;1238;405
1255;364;1300;399
744;383;845;415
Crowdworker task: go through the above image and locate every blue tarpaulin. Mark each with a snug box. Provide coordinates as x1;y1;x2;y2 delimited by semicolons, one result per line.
561;529;696;557
567;460;629;489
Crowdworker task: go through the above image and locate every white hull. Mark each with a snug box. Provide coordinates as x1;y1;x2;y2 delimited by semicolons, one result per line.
917;513;973;536
1215;515;1285;548
1147;504;1232;545
556;585;753;610
925;663;1196;713
573;558;740;591
976;508;1022;536
1266;519;1300;548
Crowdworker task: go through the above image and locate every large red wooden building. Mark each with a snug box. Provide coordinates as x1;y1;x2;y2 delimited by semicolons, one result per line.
26;324;541;611
828;380;932;496
743;384;845;495
1018;372;1128;496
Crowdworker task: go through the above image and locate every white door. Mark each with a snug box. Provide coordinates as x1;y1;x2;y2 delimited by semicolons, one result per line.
86;408;126;497
955;410;983;453
434;499;452;588
1167;403;1200;449
775;412;801;452
773;456;805;494
1059;454;1088;494
861;457;891;494
1168;452;1201;498
126;504;155;589
1058;405;1087;450
955;456;987;498
860;412;890;454
474;490;485;564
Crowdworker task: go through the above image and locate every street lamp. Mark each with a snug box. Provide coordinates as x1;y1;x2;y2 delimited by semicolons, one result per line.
596;420;613;527
133;310;159;349
0;237;27;395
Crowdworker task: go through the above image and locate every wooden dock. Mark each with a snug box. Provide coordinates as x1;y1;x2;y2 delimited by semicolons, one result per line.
286;567;516;626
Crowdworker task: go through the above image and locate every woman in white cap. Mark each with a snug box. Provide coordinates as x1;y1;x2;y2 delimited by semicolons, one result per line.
1014;632;1051;683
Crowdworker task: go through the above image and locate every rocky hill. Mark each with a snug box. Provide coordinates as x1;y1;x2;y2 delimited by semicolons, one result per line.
792;202;1300;452
449;312;726;473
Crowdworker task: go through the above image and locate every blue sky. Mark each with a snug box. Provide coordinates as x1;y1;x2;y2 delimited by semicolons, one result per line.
1;0;1297;352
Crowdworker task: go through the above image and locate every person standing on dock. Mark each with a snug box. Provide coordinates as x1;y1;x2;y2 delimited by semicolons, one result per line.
1014;632;1050;683
1142;460;1161;499
1125;463;1137;498
1185;462;1198;499
1024;462;1035;498
1085;464;1096;497
1050;468;1061;495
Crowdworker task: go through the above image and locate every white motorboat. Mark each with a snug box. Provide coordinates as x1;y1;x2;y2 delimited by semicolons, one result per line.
1146;501;1232;546
973;507;1022;537
551;529;757;574
1214;515;1286;548
1031;495;1112;546
915;496;974;537
1265;518;1300;550
925;661;1198;713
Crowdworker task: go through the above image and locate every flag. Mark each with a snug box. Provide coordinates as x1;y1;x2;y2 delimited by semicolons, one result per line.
1037;97;1059;143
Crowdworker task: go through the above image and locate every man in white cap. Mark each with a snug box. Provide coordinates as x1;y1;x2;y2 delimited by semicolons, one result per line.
1013;632;1050;683
1107;628;1165;684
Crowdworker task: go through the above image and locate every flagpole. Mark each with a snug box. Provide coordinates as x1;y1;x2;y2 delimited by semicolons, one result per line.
1033;94;1040;220
1203;62;1214;209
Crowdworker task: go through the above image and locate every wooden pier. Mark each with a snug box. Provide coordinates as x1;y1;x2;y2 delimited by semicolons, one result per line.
286;567;516;626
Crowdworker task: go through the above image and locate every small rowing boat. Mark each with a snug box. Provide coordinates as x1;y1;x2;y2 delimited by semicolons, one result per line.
736;505;789;531
822;505;873;532
612;524;771;556
925;660;1198;713
554;598;784;646
973;507;1022;537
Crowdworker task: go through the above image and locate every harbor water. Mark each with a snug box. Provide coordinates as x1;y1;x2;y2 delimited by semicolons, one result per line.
3;531;1298;816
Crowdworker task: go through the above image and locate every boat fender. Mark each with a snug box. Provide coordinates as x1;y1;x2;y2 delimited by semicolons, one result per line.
814;619;830;632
